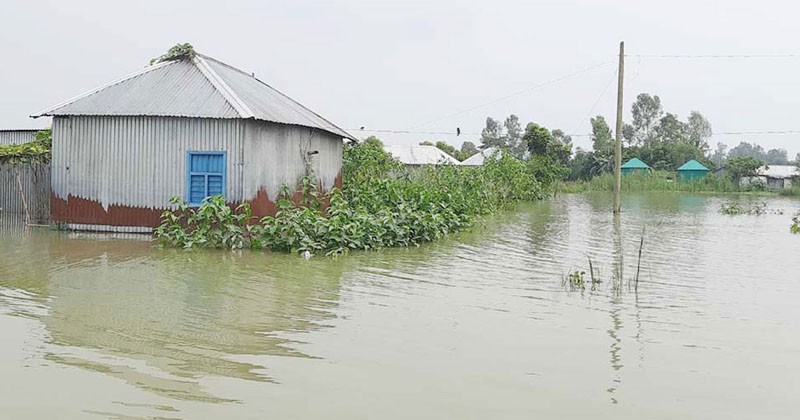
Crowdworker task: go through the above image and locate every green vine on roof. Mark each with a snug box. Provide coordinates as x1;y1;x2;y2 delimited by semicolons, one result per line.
0;128;52;165
149;43;197;65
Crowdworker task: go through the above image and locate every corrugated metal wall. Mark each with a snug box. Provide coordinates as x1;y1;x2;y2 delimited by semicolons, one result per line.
243;120;342;201
0;130;38;145
0;162;51;222
52;116;243;227
51;116;343;229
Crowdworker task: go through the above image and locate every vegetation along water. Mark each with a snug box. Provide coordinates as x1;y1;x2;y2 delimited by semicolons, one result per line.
155;138;566;254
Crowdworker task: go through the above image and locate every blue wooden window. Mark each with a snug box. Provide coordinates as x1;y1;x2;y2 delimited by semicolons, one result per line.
186;151;226;206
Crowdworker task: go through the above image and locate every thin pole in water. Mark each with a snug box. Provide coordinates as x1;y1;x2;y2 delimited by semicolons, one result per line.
613;41;625;215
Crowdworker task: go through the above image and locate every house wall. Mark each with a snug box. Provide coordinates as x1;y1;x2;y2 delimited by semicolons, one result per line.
678;170;708;181
51;116;344;231
0;161;50;222
51;116;244;231
0;130;38;145
242;120;343;216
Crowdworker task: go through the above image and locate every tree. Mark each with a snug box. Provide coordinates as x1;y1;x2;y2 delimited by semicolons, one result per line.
686;111;712;153
590;115;613;154
728;141;766;160
480;117;504;149
765;148;788;165
727;156;763;180
524;123;553;156
524;123;571;165
711;142;727;166
627;93;664;146
795;152;800;165
654;113;688;144
460;141;478;158
504;114;526;158
568;148;592;180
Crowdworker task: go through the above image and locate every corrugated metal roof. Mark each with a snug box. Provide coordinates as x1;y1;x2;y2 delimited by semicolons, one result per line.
385;144;460;165
460;147;500;166
35;54;354;140
757;165;800;179
621;158;650;169
677;159;709;171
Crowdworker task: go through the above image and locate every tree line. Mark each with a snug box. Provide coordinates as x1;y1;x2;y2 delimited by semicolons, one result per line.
420;92;798;180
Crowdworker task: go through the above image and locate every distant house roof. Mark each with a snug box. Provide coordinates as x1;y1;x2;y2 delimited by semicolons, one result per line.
677;159;709;171
460;147;501;166
621;158;650;169
33;54;354;140
756;165;800;179
384;144;460;165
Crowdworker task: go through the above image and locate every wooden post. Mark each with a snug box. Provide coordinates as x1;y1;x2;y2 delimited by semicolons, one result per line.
15;168;31;223
613;41;625;215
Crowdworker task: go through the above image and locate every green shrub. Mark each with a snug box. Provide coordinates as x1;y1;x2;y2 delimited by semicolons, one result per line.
155;139;561;255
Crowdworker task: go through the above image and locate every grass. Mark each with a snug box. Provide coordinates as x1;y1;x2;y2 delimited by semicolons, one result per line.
559;171;799;196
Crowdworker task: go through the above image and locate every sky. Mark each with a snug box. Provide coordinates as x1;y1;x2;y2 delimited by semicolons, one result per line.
1;0;799;157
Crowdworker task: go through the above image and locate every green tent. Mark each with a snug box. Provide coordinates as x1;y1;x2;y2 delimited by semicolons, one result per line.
621;158;651;175
677;159;709;181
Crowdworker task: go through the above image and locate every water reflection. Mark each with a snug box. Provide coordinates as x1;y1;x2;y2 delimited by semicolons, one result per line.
1;194;800;419
1;235;351;403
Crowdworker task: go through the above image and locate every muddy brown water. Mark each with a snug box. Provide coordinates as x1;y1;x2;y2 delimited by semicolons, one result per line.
1;193;799;419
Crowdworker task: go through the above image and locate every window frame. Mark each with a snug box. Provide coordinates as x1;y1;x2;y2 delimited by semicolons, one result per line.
185;150;227;206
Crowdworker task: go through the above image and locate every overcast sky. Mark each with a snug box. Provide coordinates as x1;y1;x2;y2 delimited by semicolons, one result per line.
2;0;799;156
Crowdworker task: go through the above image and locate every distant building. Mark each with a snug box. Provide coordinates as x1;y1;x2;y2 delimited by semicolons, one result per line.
33;52;353;232
460;147;501;166
0;129;39;145
676;159;709;181
741;165;800;189
621;158;651;175
384;144;459;166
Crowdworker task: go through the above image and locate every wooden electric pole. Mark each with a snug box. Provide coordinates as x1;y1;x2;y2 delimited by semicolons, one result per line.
613;41;625;215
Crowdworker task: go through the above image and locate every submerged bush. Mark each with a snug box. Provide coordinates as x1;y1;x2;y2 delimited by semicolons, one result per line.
0;129;52;165
792;213;800;234
155;138;561;255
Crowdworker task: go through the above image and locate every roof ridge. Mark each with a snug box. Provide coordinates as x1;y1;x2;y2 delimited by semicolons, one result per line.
198;53;354;140
193;56;254;118
33;60;178;118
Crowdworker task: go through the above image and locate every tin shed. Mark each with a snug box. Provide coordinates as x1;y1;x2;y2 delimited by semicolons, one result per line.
621;158;650;175
0;129;39;145
676;159;709;181
34;53;354;232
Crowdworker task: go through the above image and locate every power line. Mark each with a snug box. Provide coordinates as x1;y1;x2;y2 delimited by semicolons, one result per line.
350;128;592;137
406;60;613;130
568;68;618;140
713;130;800;136
628;53;800;59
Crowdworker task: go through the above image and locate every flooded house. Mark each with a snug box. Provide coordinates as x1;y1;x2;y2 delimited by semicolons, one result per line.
33;52;354;232
742;165;800;189
676;159;709;181
384;144;459;166
0;128;50;223
460;147;500;166
620;157;651;175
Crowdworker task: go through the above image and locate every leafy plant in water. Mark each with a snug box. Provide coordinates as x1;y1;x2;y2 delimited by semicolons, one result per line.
720;200;781;215
791;212;800;234
154;195;254;249
563;270;587;290
156;137;564;255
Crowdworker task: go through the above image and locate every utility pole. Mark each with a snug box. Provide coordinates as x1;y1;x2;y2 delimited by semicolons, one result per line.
613;41;625;215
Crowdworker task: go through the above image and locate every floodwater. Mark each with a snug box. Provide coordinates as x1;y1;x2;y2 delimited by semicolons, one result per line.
1;193;799;419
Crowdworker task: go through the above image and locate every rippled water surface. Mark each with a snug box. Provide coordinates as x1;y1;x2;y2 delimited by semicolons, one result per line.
2;193;799;419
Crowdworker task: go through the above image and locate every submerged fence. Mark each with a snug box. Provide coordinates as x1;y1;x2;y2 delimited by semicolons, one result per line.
0;162;50;223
